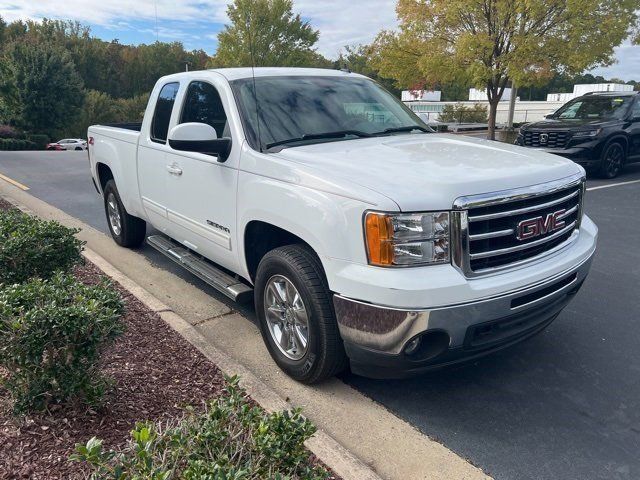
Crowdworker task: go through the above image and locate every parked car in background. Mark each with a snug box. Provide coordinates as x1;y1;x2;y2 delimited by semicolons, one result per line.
88;68;597;383
516;91;640;178
46;138;87;151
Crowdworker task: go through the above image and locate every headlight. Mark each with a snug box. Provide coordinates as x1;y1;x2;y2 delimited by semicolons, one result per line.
572;129;601;138
364;211;450;266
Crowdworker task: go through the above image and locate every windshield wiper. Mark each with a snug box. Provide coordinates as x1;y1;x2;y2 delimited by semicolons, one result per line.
265;130;372;150
374;125;431;135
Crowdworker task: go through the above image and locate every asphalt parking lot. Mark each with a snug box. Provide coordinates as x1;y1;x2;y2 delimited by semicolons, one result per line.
1;150;639;480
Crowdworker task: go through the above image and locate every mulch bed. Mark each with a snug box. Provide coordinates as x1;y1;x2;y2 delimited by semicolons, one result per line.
0;261;228;479
0;198;15;211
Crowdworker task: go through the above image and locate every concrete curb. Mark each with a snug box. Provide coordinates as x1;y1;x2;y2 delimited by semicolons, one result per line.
2;192;381;480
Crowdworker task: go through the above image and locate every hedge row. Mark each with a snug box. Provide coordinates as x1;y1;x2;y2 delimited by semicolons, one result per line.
439;103;489;124
0;138;38;150
0;126;50;149
27;133;50;149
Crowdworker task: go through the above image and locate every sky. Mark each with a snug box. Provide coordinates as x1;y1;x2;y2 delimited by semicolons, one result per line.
1;0;639;81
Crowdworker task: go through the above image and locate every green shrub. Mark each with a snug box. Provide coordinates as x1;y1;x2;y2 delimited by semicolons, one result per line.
73;376;330;479
0;209;84;284
439;103;489;123
0;138;37;150
27;133;49;149
0;125;20;139
0;273;124;412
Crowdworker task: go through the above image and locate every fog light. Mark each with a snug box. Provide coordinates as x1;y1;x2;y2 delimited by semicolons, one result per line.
404;336;421;355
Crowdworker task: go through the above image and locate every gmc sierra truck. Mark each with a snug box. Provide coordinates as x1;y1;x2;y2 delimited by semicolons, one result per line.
88;68;598;382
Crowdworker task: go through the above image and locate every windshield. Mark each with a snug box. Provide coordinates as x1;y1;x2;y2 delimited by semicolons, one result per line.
552;95;633;120
230;75;430;151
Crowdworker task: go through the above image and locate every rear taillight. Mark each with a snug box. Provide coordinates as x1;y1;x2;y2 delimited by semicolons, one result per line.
87;137;93;162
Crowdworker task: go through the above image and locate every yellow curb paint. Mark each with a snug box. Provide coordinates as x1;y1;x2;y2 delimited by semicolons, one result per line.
0;172;29;191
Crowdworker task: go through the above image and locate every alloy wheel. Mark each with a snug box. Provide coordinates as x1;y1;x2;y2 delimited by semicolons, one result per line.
263;274;309;360
604;144;623;178
107;192;122;236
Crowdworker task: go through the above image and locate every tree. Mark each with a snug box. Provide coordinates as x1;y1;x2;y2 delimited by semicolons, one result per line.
69;90;120;138
373;0;640;139
214;0;321;67
0;15;6;46
2;40;85;137
333;45;402;96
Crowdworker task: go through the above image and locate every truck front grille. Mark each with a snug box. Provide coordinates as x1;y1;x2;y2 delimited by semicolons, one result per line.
522;131;569;149
452;175;585;276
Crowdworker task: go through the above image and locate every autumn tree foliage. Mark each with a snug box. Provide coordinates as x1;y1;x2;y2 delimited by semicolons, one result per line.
213;0;324;68
372;0;640;138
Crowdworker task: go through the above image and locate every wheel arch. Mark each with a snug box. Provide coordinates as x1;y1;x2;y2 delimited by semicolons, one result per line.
603;134;629;159
243;220;321;283
96;162;114;192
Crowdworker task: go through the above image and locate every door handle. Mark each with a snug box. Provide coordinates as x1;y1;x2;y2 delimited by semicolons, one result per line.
166;164;183;176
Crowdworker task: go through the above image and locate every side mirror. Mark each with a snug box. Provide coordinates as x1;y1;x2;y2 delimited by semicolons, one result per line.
168;122;232;162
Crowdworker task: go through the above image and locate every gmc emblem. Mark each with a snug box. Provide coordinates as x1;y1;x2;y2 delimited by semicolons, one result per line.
516;209;566;241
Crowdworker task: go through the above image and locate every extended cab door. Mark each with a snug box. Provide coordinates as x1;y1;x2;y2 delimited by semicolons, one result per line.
137;82;180;234
163;77;240;272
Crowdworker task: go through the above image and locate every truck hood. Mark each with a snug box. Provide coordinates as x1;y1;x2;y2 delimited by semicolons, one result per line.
273;133;582;211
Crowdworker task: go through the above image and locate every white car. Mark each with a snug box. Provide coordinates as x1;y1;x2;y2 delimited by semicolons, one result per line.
87;68;597;382
46;138;87;151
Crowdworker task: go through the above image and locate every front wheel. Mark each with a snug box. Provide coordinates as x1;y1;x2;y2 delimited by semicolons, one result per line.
255;245;347;384
598;142;625;179
103;180;146;248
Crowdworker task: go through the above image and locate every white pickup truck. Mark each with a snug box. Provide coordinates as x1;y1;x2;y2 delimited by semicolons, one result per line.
88;68;597;382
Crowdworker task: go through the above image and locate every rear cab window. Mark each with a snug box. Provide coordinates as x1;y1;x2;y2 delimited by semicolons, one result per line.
151;82;180;143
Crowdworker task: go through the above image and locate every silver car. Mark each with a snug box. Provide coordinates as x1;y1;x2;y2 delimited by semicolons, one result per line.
46;138;88;151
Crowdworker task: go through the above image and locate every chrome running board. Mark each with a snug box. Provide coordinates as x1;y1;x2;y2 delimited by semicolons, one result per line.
147;235;253;303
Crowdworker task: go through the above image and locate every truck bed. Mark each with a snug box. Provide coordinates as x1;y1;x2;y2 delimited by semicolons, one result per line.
100;122;142;131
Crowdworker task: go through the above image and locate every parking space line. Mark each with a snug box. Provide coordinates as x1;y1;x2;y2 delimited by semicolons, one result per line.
587;179;640;191
0;172;29;191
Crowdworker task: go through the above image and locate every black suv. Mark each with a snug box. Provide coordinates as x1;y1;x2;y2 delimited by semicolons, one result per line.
515;91;640;178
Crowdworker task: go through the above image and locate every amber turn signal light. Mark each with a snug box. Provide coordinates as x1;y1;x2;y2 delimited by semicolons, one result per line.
365;212;394;266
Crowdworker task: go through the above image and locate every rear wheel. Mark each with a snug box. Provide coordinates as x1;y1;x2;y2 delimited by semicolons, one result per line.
103;180;146;248
598;142;625;179
255;245;347;384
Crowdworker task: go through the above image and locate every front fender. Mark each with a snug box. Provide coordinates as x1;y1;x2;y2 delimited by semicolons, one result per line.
236;172;371;287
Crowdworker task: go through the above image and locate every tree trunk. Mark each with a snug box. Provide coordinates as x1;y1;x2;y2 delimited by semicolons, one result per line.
487;99;498;140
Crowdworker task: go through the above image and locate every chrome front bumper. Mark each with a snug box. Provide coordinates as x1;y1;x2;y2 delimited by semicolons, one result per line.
333;252;594;378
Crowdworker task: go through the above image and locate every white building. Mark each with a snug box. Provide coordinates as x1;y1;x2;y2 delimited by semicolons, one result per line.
403;82;636;125
406;100;564;124
546;83;634;102
546;92;575;102
468;87;515;101
401;90;442;102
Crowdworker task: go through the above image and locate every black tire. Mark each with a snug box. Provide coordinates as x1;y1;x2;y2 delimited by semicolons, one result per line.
103;180;146;248
598;142;625;179
255;245;347;383
75;146;83;151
